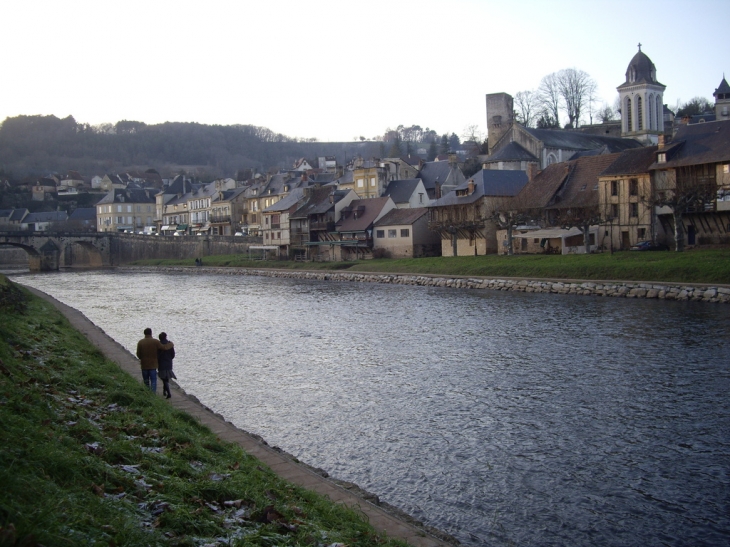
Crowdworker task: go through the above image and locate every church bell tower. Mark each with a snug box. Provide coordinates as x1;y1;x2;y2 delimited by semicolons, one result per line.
617;44;666;144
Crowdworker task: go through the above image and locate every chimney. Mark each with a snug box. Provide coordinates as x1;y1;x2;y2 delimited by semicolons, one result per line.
526;162;538;181
467;180;475;194
329;192;334;203
657;134;666;148
448;153;458;167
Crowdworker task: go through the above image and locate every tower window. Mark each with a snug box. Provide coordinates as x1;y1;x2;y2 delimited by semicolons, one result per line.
626;97;632;131
637;96;643;130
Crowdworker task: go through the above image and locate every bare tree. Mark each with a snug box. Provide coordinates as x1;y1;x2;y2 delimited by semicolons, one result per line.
556;68;597;129
514;90;539;127
651;165;718;251
596;103;616;123
538;73;562;128
555;206;602;254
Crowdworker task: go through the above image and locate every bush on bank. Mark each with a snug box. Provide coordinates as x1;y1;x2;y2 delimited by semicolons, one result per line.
130;249;730;285
0;276;407;547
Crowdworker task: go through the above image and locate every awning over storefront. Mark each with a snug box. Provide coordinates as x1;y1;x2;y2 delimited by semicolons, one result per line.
160;225;171;231
176;224;188;231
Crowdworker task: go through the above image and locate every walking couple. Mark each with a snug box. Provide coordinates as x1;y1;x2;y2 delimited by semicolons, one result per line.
136;328;177;398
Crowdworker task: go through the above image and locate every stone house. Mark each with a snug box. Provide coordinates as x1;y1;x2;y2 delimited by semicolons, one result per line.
649;120;730;247
428;170;528;256
289;187;358;261
598;146;660;250
336;197;396;260
381;157;421;181
21;211;69;231
505;154;621;254
32;178;57;201
373;207;440;258
261;187;307;254
416;156;466;199
210;185;248;236
382;179;429;208
337;160;388;199
96;188;156;232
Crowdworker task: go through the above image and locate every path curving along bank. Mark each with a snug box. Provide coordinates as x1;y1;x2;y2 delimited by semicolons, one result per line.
24;285;457;547
123;266;730;304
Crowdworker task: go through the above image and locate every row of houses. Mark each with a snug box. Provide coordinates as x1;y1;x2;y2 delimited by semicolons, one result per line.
6;117;729;262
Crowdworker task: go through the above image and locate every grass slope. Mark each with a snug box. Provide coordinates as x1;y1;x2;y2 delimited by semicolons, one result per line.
0;276;407;547
132;249;730;285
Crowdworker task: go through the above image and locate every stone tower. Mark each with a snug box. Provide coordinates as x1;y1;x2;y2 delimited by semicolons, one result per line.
714;75;730;121
617;44;666;144
486;92;514;153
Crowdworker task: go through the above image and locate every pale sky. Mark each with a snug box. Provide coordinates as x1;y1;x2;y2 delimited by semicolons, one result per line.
2;0;728;142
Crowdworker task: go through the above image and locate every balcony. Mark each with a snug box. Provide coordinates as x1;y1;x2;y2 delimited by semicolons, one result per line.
310;221;335;231
210;215;232;224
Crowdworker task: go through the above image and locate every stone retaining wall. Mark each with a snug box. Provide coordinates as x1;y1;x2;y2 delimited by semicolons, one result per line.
124;266;730;304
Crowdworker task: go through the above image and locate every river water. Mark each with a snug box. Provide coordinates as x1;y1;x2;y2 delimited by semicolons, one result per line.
11;270;730;547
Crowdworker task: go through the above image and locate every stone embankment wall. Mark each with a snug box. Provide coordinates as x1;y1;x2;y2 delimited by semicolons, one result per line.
112;235;262;265
126;266;730;304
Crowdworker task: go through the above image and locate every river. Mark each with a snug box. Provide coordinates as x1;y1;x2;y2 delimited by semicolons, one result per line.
11;269;730;547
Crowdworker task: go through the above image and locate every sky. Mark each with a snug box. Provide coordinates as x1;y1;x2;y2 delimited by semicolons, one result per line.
2;0;728;143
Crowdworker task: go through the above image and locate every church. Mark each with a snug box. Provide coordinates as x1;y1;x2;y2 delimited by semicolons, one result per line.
483;45;674;169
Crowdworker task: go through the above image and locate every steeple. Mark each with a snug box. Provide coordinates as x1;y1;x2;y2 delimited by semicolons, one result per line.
617;45;666;144
714;75;730;120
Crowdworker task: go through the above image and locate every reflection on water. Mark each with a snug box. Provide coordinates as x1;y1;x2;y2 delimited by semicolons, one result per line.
13;270;730;547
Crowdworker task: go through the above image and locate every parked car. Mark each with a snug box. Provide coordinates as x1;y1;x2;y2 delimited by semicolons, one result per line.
630;241;669;251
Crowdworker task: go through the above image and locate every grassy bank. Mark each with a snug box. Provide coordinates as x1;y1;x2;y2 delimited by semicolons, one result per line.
131;248;730;285
0;276;407;547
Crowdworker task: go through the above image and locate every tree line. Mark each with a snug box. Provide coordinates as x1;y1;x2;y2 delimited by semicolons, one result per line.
0;115;381;180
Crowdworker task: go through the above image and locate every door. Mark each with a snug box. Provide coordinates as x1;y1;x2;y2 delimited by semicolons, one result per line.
687;225;696;245
621;231;630;250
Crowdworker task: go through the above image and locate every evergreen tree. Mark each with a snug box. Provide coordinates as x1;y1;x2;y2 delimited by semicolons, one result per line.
439;134;449;155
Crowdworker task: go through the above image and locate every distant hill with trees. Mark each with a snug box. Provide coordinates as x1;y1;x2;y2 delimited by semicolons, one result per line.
0;115;383;179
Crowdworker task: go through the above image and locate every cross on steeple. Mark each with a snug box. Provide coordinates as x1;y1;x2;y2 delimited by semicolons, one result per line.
638;42;642;51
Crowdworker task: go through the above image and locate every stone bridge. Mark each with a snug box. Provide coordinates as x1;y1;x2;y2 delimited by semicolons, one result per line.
0;232;260;271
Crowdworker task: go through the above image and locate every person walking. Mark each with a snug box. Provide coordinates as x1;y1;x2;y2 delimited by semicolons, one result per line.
136;328;173;394
157;332;176;399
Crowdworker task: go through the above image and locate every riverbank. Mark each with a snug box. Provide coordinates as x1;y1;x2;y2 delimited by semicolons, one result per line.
0;275;454;547
123;265;730;304
130;247;730;285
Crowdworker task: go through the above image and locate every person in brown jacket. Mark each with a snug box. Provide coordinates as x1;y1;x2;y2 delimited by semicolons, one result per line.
136;328;174;394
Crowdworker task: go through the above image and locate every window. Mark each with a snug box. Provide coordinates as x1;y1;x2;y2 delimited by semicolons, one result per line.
370;177;376;187
400;229;409;237
127;205;132;213
117;205;122;213
657;152;666;163
521;238;527;251
611;181;618;196
376;230;385;238
626;97;632;131
357;179;364;188
388;229;397;238
611;204;619;218
116;216;123;224
637;96;643;130
630;203;638;217
629;179;638;196
638;228;646;239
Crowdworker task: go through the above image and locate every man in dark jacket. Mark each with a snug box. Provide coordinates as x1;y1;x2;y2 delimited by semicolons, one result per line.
157;332;176;399
136;328;174;394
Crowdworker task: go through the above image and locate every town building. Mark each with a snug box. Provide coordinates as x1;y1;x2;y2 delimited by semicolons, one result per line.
373;207;440;258
96;188;156;232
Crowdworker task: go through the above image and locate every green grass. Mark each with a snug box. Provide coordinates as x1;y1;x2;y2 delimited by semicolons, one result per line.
130;248;730;285
0;277;409;547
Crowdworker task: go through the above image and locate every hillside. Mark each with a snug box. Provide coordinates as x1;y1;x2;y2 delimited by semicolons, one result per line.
0;115;384;179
